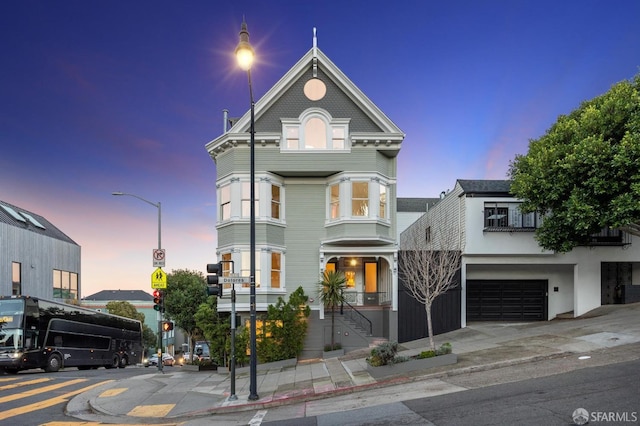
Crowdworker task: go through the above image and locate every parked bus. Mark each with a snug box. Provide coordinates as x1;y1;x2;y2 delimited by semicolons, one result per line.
0;295;143;373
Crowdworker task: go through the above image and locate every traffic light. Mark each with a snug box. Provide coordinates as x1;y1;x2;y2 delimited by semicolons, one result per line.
206;262;224;297
153;289;164;312
162;321;174;332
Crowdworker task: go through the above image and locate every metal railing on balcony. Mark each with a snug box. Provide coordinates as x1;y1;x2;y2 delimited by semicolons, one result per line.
585;227;631;246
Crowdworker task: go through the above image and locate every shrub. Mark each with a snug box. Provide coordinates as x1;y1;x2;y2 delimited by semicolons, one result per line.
418;350;436;359
366;341;399;366
436;342;452;355
324;343;342;352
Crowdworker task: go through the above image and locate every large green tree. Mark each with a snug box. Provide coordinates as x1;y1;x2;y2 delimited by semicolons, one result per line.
105;300;156;350
163;269;209;355
509;74;640;252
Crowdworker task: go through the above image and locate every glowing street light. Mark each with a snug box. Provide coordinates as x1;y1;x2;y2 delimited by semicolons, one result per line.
235;19;258;401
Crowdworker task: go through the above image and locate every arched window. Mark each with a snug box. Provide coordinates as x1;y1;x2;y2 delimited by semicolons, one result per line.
282;109;349;151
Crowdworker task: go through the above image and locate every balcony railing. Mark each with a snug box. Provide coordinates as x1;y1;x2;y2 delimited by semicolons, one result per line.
584;227;631;246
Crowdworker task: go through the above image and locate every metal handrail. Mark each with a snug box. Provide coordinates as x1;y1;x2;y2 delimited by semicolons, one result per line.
339;300;372;336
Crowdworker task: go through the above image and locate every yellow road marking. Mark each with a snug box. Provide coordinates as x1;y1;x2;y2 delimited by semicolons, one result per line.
0;377;20;383
99;387;127;397
127;403;175;417
0;379;114;421
0;378;87;404
0;377;50;390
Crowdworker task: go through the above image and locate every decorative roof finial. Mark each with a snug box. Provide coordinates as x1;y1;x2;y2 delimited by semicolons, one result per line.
312;27;318;77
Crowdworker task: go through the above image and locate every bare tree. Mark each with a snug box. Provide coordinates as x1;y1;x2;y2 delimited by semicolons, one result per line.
399;206;463;351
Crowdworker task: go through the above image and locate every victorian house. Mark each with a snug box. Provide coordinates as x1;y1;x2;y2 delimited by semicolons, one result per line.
206;35;404;357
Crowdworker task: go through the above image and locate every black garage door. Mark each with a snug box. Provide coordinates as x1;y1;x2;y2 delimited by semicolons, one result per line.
467;280;548;321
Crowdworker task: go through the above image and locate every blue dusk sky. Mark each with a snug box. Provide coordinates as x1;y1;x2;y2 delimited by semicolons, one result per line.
1;1;639;297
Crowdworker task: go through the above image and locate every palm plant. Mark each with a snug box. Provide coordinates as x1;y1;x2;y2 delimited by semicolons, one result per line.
318;270;346;351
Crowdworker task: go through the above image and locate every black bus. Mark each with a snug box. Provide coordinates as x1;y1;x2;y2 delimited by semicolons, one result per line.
0;295;143;373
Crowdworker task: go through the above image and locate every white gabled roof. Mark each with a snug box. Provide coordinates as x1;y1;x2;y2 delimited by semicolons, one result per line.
206;47;404;152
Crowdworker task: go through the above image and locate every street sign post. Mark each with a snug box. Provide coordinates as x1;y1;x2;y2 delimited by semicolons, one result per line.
153;249;166;267
151;267;167;289
220;277;250;285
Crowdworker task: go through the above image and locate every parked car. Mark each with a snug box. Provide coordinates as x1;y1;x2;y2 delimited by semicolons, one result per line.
144;353;175;367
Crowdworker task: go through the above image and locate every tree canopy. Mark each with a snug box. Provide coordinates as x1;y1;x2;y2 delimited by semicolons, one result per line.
163;269;209;354
509;73;640;252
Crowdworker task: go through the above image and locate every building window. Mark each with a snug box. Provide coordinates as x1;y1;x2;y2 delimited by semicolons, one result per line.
305;117;327;149
271;252;281;289
286;127;299;149
379;185;387;219
241;182;251;218
222;253;232;275
53;269;78;301
271;185;281;219
241;251;260;288
425;226;431;244
241;181;259;219
484;207;508;227
282;109;349;152
12;262;21;296
330;184;340;219
484;202;542;229
332;127;345;149
220;185;231;221
352;182;369;216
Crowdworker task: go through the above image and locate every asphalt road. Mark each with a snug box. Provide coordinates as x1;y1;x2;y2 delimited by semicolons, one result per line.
0;365;154;426
259;358;640;426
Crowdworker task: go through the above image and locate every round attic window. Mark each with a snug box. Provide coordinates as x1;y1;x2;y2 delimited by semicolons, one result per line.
304;78;326;101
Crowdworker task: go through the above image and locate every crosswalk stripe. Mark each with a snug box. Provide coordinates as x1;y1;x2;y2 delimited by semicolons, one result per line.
0;377;50;391
0;378;86;404
0;379;114;421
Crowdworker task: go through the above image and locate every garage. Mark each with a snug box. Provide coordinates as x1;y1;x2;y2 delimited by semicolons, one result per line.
467;280;548;321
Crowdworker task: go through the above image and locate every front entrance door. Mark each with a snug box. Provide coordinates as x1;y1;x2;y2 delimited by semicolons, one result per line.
364;262;378;305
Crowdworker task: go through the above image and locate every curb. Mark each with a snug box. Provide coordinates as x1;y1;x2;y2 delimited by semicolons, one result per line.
91;351;571;420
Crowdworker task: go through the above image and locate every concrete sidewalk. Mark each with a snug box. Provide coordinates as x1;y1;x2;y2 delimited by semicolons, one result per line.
66;303;640;423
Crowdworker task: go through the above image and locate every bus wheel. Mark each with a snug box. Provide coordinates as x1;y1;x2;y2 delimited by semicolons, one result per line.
105;354;119;369
118;356;128;368
45;354;62;373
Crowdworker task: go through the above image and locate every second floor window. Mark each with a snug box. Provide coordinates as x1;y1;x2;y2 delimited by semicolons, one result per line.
330;184;340;219
271;185;281;219
241;182;259;218
12;262;21;296
379;185;387;219
220;185;231;220
484;203;541;229
352;182;369;216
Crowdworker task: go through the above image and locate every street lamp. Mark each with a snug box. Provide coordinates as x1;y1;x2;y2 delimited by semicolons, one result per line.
235;20;259;401
112;191;163;372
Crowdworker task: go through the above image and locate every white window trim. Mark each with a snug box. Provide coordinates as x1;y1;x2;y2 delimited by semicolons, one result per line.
326;175;391;226
217;175;285;226
281;108;350;152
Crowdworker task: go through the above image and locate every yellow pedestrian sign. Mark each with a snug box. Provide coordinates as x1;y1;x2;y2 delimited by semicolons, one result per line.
151;267;167;289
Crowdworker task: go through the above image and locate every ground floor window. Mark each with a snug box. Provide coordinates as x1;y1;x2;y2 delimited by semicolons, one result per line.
53;269;78;301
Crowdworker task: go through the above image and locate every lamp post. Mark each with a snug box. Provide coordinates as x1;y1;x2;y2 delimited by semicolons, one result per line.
235;20;259;401
112;191;163;372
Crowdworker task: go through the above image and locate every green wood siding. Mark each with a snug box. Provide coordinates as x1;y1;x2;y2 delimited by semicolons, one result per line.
283;183;326;296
